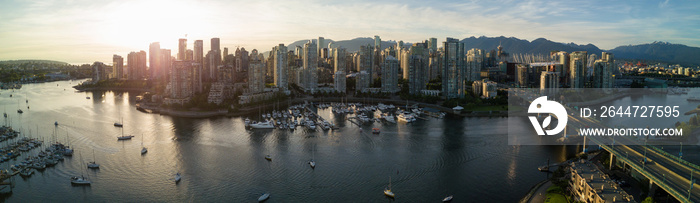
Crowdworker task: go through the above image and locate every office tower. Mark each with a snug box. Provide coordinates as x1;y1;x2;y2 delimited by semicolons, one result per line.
554;51;570;84
466;48;484;82
194;40;204;64
127;51;147;80
317;37;324;57
178;38;187;60
248;49;265;94
273;44;288;91
211;38;220;53
374;35;381;49
302;40;318;93
92;62;107;82
170;61;193;99
407;43;428;95
160;49;171;81
442;38;465;99
428;37;437;52
223;47;228;60
149;42;161;80
516;64;529;87
569;51;587;88
381;56;399;93
113;55;123;79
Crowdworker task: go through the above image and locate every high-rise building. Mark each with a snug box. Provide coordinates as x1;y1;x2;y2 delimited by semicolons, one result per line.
186;49;193;61
333;47;347;73
273;44;288;91
593;52;614;88
381;56;399;93
113;55;123;80
428;37;437;52
235;47;249;82
149;42;161;80
466;48;484;82
359;45;374;85
160;49;171;81
407;43;428;95
554;51;570;85
192;62;202;94
442;38;465;99
92;62;107;82
211;38;220;53
178;38;187;60
170;61;193;100
334;71;346;93
127;51;147;80
317;37;324;57
569;51;587;88
374;35;381;49
302;40;318;93
194;40;204;64
516;64;529;87
356;71;370;92
540;71;559;89
248;49;265;94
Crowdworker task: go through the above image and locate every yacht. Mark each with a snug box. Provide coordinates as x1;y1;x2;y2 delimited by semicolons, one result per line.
20;168;34;177
397;113;415;123
383;114;396;123
249;121;275;129
71;176;91;185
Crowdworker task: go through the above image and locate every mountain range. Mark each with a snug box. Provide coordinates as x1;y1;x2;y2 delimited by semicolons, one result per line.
279;36;700;66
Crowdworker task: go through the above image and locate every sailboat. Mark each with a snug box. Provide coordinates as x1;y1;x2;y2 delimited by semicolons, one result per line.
308;145;316;169
141;134;147;155
384;176;395;198
87;149;100;169
72;152;92;185
117;127;134;140
114;117;123;127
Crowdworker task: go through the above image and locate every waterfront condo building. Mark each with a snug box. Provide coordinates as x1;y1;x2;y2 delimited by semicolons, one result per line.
273;44;288;91
113;55;123;80
442;38;465;99
381;56;399;93
302;40;318;93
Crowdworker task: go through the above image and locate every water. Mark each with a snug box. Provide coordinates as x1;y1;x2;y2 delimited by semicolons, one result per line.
0;80;628;202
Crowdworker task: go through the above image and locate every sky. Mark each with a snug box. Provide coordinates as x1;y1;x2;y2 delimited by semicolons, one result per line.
0;0;698;65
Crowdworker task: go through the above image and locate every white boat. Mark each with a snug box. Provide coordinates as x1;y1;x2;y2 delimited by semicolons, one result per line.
265;155;272;161
397;113;414;123
175;173;182;183
244;118;251;127
384;177;395;198
442;195;453;202
258;193;270;202
309;145;316;169
88;149;100;169
383;114;396;123
71;176;91;185
19;168;34;177
250;121;275;129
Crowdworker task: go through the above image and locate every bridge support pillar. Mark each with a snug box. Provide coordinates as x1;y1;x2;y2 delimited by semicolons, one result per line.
648;179;657;197
609;153;614;170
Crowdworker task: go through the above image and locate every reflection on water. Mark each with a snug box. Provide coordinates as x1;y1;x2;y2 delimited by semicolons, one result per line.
0;80;595;202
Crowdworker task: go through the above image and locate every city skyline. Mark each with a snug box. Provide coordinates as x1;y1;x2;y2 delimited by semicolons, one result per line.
1;0;698;64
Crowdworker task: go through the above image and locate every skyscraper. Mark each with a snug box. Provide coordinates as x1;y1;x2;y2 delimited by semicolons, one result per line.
211;38;220;53
194;40;204;64
466;48;484;82
113;55;123;80
428;37;437;52
160;49;171;81
593;52;614;88
442;38;465;99
178;38;187;60
170;61;193;100
302;40;318;93
359;45;373;85
540;71;559;89
92;62;107;82
407;43;428;95
333;47;347;73
334;71;346;93
374;35;381;49
569;51;587;88
127;51;147;80
273;44;288;91
317;37;324;57
149;42;161;80
381;56;399;93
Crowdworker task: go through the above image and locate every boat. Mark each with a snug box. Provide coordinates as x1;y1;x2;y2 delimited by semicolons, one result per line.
55;121;58;126
397;113;415;123
309;145;316;169
372;128;380;134
19;168;34;177
249;121;275;129
87;149;99;169
384;177;395;198
244;118;251;127
688;97;700;102
71;176;91;185
141;134;147;155
114;122;123;127
117;135;134;140
175;173;182;183
265;155;272;161
86;97;90;99
258;193;270;202
442;195;453;202
17;109;23;114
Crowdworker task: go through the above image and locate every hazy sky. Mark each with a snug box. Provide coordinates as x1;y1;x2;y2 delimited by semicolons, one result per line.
1;0;698;64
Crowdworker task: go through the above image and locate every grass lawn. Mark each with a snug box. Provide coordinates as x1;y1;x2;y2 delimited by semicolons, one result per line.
544;193;567;203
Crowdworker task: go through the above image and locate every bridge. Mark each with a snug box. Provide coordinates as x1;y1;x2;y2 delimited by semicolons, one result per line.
512;90;700;202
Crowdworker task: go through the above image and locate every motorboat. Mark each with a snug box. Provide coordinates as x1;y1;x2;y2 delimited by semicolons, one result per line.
141;147;148;155
309;159;316;169
688;97;700;102
258;193;270;202
442;195;453;202
372;128;380;134
250;121;275;129
175;173;182;183
71;176;91;185
265;155;272;161
117;135;134;140
19;168;34;177
244;118;251;127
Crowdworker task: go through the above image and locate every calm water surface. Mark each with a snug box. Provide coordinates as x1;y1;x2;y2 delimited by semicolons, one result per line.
0;80;666;202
